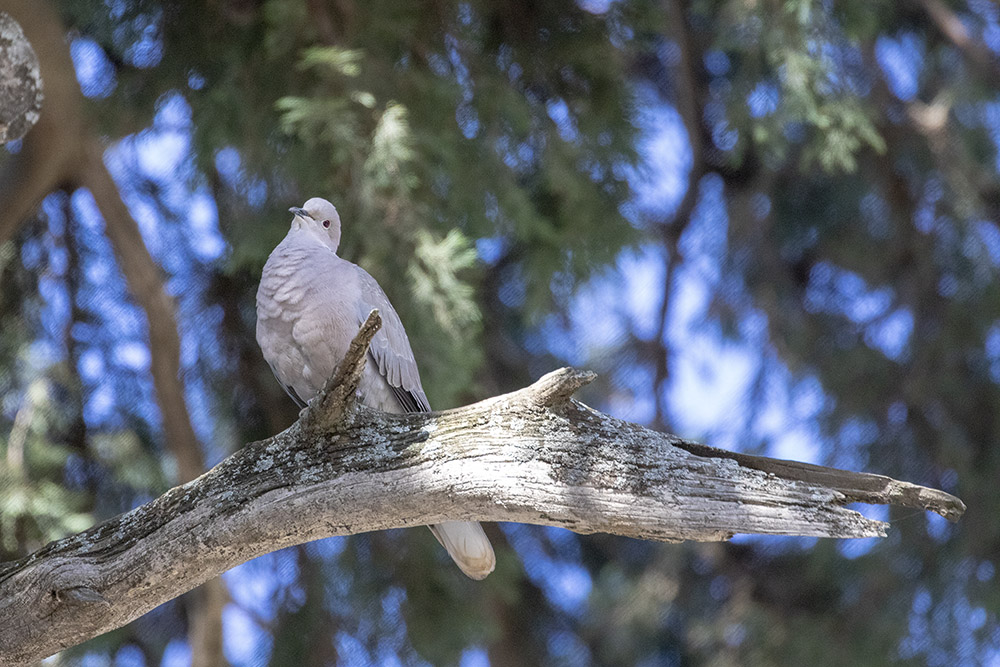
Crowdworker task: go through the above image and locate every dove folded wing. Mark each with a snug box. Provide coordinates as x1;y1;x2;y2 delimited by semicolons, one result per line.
354;270;431;414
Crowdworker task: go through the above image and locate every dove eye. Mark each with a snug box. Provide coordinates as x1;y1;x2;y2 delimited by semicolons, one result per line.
322;220;331;228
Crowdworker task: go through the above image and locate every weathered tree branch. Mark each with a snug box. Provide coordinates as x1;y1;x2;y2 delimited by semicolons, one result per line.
0;12;41;144
0;322;965;666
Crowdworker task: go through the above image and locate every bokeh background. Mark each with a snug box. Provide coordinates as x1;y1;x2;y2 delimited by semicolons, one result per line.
1;0;998;664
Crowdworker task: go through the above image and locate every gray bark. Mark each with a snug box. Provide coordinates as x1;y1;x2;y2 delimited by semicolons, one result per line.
0;12;41;144
0;312;965;666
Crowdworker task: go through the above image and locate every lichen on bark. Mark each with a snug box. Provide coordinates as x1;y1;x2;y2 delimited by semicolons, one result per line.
0;12;42;144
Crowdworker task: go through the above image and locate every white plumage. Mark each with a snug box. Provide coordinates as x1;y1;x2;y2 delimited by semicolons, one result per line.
256;197;495;580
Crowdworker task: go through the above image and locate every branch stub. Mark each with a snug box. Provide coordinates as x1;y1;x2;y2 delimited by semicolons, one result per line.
302;309;382;433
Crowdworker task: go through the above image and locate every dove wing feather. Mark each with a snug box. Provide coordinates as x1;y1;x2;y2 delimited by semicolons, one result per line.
353;269;431;413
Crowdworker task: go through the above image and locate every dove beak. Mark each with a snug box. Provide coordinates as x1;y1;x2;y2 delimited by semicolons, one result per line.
289;207;309;219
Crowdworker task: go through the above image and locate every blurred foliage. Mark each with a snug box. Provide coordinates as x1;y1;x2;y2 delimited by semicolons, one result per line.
1;0;1000;664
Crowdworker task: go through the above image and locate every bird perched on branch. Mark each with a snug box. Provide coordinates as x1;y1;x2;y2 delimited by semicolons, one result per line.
255;197;495;580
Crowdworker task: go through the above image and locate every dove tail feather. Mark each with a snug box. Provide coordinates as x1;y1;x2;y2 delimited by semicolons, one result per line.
428;521;496;580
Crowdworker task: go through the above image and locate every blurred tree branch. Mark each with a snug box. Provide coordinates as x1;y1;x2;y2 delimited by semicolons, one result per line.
78;139;205;482
0;0;226;663
651;0;707;431
915;0;1000;83
0;0;203;481
0;315;965;666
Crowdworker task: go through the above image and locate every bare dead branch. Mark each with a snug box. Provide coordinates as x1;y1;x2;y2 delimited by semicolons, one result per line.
671;440;965;522
0;353;964;665
302;309;382;432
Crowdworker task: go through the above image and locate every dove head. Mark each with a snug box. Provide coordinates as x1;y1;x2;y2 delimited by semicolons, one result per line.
289;197;342;252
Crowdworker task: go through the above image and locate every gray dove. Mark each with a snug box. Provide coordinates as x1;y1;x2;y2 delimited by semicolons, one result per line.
256;197;496;580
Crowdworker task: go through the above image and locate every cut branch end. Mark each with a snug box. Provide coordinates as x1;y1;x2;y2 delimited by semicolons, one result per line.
524;367;597;407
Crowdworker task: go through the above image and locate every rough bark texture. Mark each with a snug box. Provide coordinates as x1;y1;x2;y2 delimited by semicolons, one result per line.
0;317;965;666
0;11;41;144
